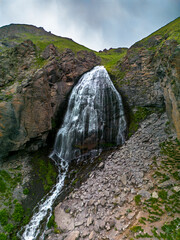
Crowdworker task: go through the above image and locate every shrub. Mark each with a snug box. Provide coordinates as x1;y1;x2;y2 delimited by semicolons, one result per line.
23;188;29;195
0;233;7;240
0;177;7;193
12;203;24;223
47;214;56;229
0;209;8;226
159;190;168;200
134;195;141;205
4;223;14;233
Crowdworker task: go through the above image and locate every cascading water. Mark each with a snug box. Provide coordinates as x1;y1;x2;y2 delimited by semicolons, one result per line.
50;65;127;162
21;66;126;240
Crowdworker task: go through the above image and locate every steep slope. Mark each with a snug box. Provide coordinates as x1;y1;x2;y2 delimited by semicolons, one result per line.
0;17;179;158
109;17;180;138
0;24;100;160
0;24;91;53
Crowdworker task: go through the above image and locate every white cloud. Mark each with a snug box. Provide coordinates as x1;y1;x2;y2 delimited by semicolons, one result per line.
0;0;179;51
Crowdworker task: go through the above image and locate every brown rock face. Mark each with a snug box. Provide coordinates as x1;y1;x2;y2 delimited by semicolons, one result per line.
114;38;180;138
116;47;164;108
0;41;100;160
156;41;180;138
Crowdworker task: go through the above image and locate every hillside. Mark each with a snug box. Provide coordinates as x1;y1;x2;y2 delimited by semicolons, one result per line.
109;17;180;139
0;24;91;53
0;24;101;161
98;17;180;75
0;19;179;240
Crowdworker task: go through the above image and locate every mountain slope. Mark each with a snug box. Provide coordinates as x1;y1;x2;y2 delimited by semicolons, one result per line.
0;24;91;53
111;17;180;138
0;24;100;160
97;17;180;76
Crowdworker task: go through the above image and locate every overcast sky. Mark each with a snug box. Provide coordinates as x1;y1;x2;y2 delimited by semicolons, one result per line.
0;0;179;51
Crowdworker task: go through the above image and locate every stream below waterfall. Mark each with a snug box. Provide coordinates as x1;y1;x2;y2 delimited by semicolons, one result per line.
20;66;127;240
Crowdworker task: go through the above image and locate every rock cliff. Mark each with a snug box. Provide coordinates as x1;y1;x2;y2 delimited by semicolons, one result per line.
0;30;100;160
0;18;180;160
99;17;180;138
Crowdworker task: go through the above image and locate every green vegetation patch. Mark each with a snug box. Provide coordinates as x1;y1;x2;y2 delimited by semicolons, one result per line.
31;152;58;192
0;178;7;193
129;139;180;239
0;209;8;226
151;218;180;240
96;48;127;75
128;107;156;137
130;225;144;233
134;194;141;205
12;203;24;223
47;214;56;229
132;17;180;51
0;166;31;239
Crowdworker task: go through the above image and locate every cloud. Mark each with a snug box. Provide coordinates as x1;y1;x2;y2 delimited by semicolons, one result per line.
0;0;179;50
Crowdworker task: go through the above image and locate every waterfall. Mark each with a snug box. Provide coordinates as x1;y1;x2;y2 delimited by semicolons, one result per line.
21;66;126;240
50;65;126;162
21;159;68;240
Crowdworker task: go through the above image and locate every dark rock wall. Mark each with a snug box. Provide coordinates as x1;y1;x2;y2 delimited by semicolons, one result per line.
157;41;180;138
0;41;100;160
114;37;180;138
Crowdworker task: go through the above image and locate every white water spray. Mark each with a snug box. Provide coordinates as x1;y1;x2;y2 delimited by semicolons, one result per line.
21;66;126;240
21;159;68;240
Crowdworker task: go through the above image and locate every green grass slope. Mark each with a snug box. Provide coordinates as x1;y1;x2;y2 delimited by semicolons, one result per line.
96;48;128;73
0;24;91;53
131;17;180;49
0;18;179;73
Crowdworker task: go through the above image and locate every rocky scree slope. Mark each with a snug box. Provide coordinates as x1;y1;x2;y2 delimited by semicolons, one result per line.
47;113;179;240
0;25;100;160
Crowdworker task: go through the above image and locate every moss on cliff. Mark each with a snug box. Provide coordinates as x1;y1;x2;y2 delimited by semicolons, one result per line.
31;152;58;192
0;151;58;239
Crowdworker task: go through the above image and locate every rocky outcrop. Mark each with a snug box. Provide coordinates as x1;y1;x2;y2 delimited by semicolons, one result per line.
0;40;100;160
156;41;180;138
114;35;180;138
115;46;164;108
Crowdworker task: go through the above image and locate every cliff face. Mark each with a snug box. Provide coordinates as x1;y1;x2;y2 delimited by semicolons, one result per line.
104;17;180;138
0;19;179;160
0;36;100;160
157;41;180;138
